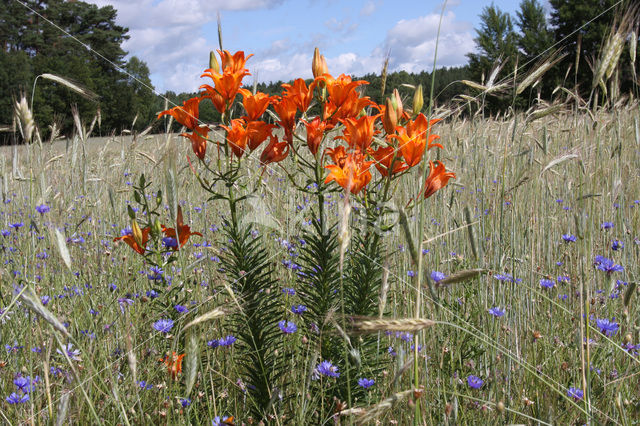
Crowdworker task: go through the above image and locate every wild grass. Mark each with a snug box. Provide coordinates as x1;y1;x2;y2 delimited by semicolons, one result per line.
0;99;638;424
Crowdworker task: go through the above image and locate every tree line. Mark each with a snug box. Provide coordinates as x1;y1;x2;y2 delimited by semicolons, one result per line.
1;0;637;142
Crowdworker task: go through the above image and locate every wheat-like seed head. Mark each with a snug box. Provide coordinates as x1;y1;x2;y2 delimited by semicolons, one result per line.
346;316;435;334
14;96;34;143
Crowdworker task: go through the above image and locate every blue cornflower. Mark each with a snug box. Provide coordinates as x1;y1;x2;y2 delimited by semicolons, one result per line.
9;222;23;229
562;234;576;243
595;318;619;337
407;270;415;277
175;305;188;314
558;294;569;301
282;287;295;296
494;273;520;283
612;240;624;251
431;271;446;282
488;307;505;317
316;360;340;378
291;305;307;315
540;278;555;289
147;266;164;281
36;204;50;214
467;375;483;389
13;376;35;393
388;346;397;357
180;398;191;407
218;335;237;346
152;318;174;334
1;230;9;237
207;339;220;348
594;256;623;274
6;392;29;404
137;380;153;390
162;237;178;249
601;222;614;229
278;320;297;334
41;295;51;305
146;290;159;299
357;378;375;389
567;387;583;400
558;275;570;283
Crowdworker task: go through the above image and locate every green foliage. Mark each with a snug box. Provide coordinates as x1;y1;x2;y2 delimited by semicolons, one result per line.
220;216;284;421
0;0;156;140
517;0;554;62
467;4;518;84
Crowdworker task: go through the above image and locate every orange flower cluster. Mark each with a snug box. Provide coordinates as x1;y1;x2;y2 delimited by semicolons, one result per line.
156;49;456;197
159;351;185;380
113;206;201;254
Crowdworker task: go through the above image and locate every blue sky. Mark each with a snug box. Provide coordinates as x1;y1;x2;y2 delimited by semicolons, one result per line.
87;0;536;93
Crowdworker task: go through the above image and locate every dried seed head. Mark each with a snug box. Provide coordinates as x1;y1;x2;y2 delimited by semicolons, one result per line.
14;96;34;143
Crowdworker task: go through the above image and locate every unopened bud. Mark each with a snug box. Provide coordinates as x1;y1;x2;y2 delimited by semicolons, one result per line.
624;333;632;344
209;51;220;74
496;401;505;413
412;84;423;116
392;88;403;120
383;97;397;134
131;219;143;248
152;218;163;239
312;47;328;78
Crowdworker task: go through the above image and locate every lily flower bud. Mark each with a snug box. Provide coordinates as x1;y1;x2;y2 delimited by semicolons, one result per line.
209;51;220;74
152;218;163;239
131;219;143;248
392;88;403;121
412;84;423;116
383;97;397;134
312;47;328;78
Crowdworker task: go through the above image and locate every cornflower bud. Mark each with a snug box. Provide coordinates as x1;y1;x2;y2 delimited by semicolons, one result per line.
412;84;423;116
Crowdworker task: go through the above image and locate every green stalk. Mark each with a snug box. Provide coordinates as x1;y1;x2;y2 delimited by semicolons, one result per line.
413;3;446;424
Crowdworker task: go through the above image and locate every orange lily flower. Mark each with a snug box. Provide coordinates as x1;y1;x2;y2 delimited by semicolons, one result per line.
113;227;150;255
239;89;272;121
369;146;408;177
162;206;203;249
157;97;200;130
200;70;247;114
282;78;315;112
406;114;442;150
180;125;209;160
260;135;290;166
336;115;380;152
159;352;185;380
423;161;456;198
220;119;249;158
321;74;369;109
302;117;327;155
391;131;425;168
324;151;373;194
218;50;253;74
247;120;276;151
273;96;298;143
324;145;348;166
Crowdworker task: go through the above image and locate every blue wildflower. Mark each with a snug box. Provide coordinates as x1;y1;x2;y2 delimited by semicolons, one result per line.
291;305;307;315
601;222;614;229
431;271;446;282
567;387;583;400
152;318;174;334
594;256;623;274
595;318;619;337
357;378;375;389
6;392;29;404
611;240;624;251
467;375;483;389
218;335;237;346
562;234;576;242
175;305;188;314
316;360;340;378
488;307;505;317
540;278;555;288
278;320;297;334
35;204;50;214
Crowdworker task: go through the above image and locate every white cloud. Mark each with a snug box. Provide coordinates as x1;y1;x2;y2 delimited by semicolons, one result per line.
360;1;377;16
383;11;474;71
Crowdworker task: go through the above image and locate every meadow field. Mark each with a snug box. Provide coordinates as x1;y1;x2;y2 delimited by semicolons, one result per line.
1;99;639;425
